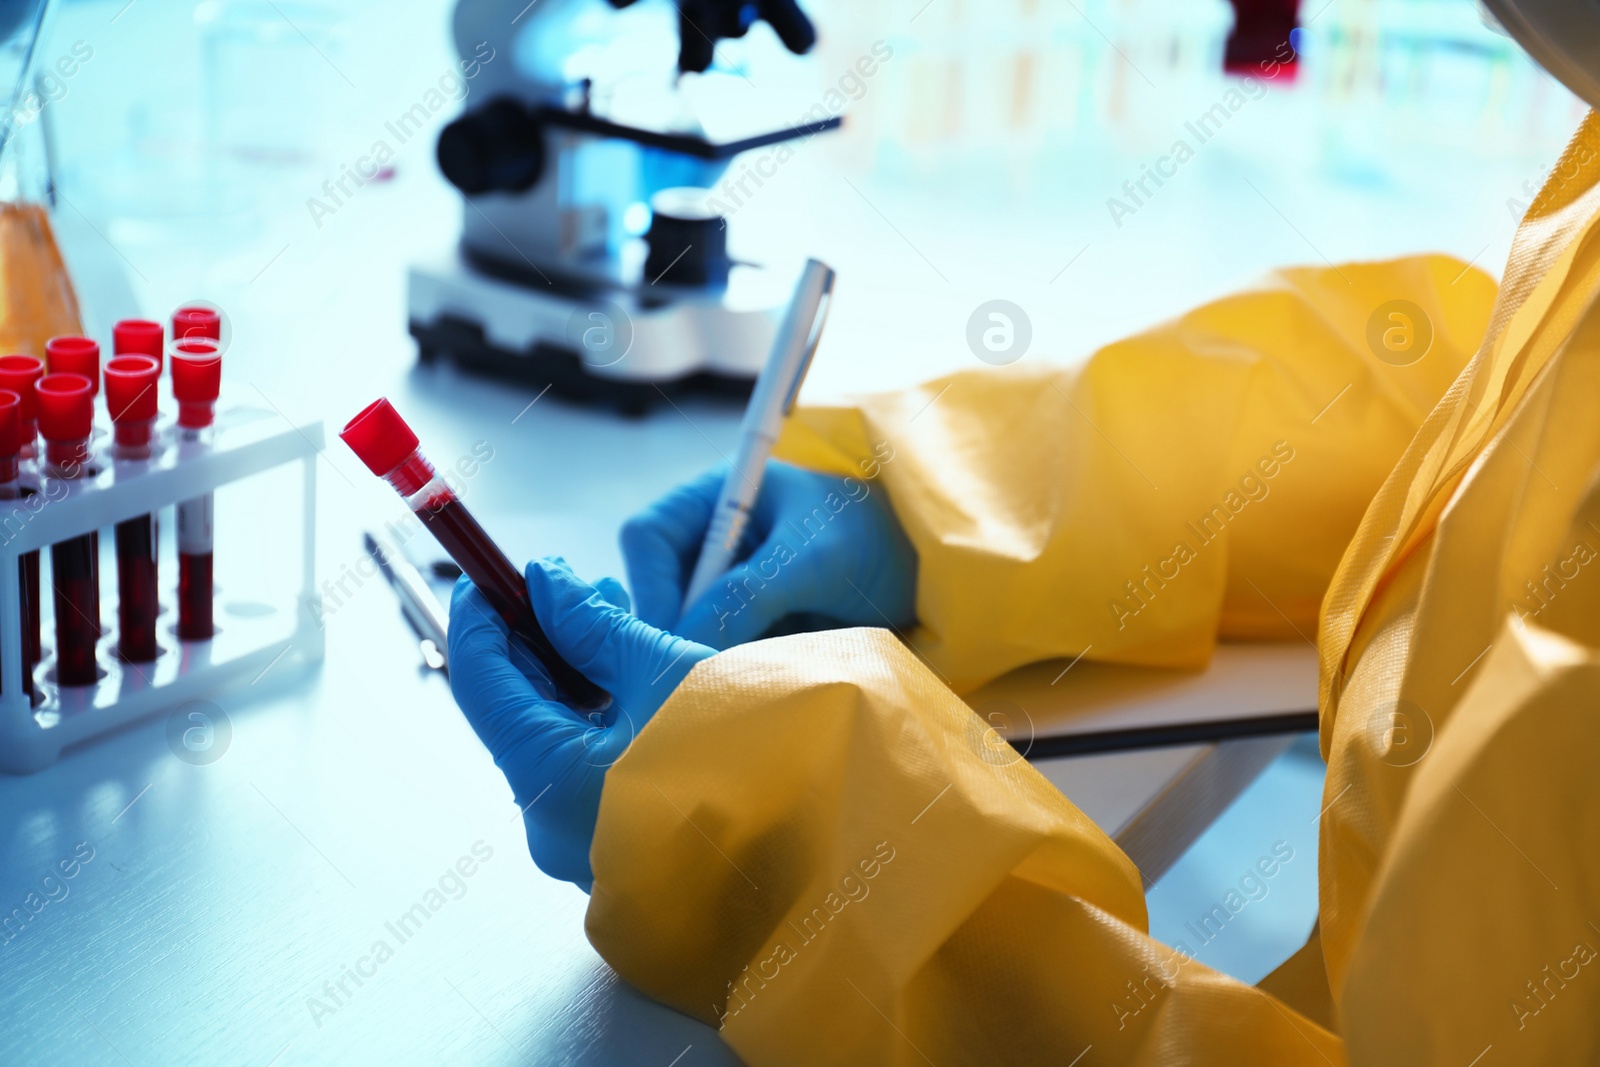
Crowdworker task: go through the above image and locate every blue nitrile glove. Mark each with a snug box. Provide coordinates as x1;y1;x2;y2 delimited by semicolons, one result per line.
448;558;715;891
620;461;917;649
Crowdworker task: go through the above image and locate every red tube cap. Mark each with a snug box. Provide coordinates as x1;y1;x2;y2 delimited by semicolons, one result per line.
36;373;94;442
173;305;222;342
0;389;20;457
0;354;44;422
341;398;420;478
104;354;160;422
46;336;101;395
171;341;221;428
114;319;165;370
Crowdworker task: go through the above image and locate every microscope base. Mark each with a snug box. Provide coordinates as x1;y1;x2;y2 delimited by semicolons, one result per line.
407;253;789;414
408;314;756;416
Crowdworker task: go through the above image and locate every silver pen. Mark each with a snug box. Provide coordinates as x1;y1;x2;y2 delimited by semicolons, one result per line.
364;529;450;672
681;259;835;611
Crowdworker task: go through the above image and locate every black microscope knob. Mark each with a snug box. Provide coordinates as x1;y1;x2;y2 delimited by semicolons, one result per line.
644;188;731;287
437;98;544;196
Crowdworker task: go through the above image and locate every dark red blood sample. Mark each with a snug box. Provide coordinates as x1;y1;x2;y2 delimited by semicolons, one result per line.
115;516;159;661
415;491;608;710
6;555;35;699
22;546;39;666
177;551;213;641
90;532;102;636
0;494;35;697
52;534;98;686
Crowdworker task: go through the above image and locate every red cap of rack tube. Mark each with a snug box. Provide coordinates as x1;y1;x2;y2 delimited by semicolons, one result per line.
0;354;44;432
172;306;221;342
104;355;161;447
0;389;19;480
170;340;221;428
45;336;101;396
340;398;433;495
113;319;165;373
35;372;93;469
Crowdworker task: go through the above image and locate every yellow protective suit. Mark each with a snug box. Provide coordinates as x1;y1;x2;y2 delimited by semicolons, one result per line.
587;116;1600;1064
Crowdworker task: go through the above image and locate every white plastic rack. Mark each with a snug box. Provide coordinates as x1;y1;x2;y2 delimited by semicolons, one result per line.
0;400;323;774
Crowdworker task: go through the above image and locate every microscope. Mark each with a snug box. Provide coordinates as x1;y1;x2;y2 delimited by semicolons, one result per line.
408;0;834;413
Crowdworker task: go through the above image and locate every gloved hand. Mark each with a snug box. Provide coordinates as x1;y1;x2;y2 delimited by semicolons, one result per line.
448;558;715;891
609;0;815;74
620;461;918;649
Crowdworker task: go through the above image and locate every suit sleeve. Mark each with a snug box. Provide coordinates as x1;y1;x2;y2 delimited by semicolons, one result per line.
585;629;1343;1066
772;255;1496;689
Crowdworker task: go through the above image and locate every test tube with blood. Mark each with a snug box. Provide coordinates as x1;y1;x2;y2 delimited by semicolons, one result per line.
45;336;103;635
0;355;45;669
0;389;32;698
171;342;220;640
113;321;167;629
36;373;99;686
104;355;161;662
340;398;610;711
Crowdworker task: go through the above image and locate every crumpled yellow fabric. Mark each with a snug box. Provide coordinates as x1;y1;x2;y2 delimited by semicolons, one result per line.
772;255;1492;691
589;630;1342;1064
0;201;81;356
587;114;1600;1063
1320;111;1600;1061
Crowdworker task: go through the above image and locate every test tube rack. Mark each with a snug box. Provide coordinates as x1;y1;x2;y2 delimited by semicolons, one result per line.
0;401;323;774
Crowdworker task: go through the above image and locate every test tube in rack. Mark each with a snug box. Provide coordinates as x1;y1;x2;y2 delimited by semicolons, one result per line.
0;355;44;669
47;336;104;633
105;355;161;663
36;373;98;686
172;340;220;641
0;389;31;699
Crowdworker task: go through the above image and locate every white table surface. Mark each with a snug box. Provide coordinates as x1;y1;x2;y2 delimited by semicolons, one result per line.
972;642;1319;743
